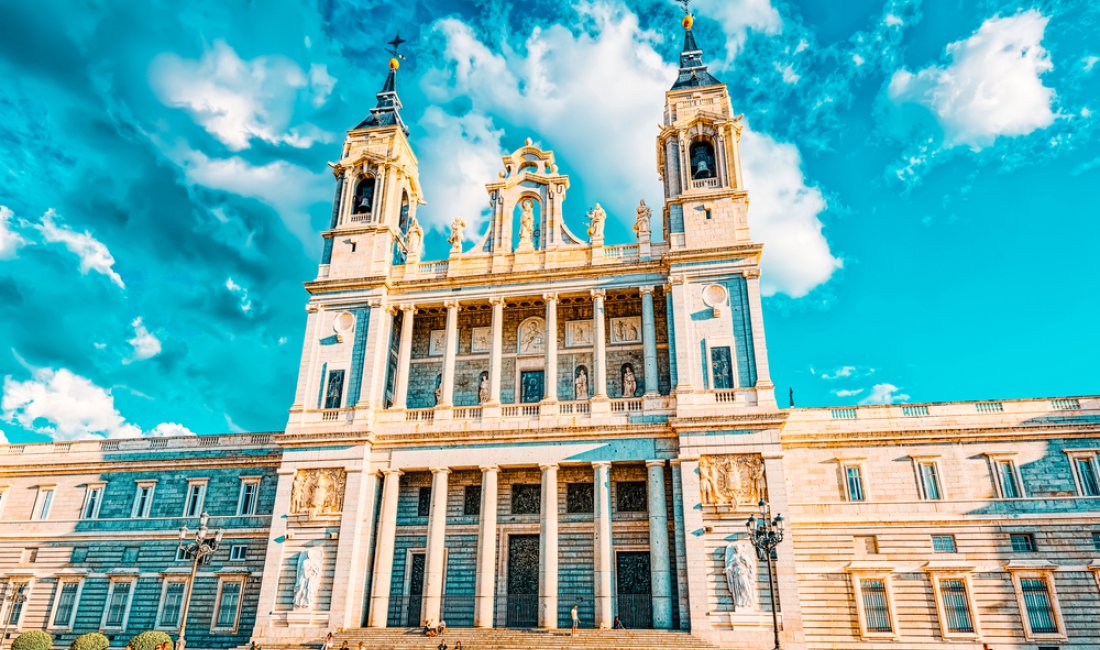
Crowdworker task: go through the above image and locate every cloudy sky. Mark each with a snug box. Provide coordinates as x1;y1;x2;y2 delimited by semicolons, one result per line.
1;0;1098;442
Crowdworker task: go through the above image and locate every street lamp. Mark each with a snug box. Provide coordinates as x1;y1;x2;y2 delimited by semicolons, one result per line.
746;499;784;650
0;583;27;650
177;513;223;650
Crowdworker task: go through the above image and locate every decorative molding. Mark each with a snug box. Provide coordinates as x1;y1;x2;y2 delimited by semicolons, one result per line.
289;468;347;518
698;453;766;507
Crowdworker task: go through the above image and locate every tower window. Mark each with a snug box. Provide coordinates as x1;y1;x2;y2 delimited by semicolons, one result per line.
689;139;717;180
352;176;375;215
324;370;345;409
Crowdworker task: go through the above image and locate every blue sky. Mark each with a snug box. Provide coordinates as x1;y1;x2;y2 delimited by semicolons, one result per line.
0;0;1097;442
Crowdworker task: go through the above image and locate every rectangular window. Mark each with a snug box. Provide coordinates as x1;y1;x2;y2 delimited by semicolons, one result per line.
855;536;879;555
82;485;104;520
567;483;594;514
511;484;541;515
1073;455;1100;497
103;581;133;629
184;481;206;517
229;545;247;561
1093;532;1100;551
416;486;432;517
616;481;647;512
919;462;942;500
176;546;193;562
463;485;481;516
51;581;81;628
214;581;243;630
932;535;957;553
21;548;38;564
710;346;734;389
6;582;29;627
324;369;346;409
237;480;260;516
859;578;893;633
997;460;1022;498
1021;577;1058;634
34;488;55;520
158;581;186;628
845;465;865;502
132;483;156;518
939;578;975;634
1011;533;1037;553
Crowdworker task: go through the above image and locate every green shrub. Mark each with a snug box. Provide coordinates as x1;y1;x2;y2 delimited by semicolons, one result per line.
70;633;109;650
12;630;52;650
129;631;173;650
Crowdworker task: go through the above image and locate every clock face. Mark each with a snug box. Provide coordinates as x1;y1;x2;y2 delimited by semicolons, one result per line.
702;284;728;309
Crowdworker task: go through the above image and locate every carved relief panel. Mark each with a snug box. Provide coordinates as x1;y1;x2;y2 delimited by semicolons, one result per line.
698;454;766;507
290;468;347;518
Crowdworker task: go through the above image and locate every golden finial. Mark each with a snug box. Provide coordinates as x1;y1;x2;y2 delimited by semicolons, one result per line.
682;14;694;30
389;57;400;70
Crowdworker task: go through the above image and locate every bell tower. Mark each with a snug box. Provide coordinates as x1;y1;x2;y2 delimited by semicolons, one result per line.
320;35;423;280
657;13;751;250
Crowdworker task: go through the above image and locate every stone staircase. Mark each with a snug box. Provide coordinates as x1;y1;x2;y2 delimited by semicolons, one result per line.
302;627;723;650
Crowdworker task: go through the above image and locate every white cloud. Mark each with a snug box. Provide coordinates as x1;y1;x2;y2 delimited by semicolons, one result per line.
859;383;911;405
0;206;28;259
0;429;6;444
884;13;904;27
36;210;125;288
741;127;842;297
226;277;253;314
1083;56;1099;73
151;41;331;150
822;365;857;379
834;388;864;397
888;10;1055;149
147;422;195;437
126;317;162;363
775;62;800;84
694;0;783;67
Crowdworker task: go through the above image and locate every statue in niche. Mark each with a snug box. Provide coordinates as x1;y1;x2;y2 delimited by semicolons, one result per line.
478;370;490;404
290;468;347;517
621;363;637;398
698;454;766;507
574;366;589;400
406;216;423;259
293;546;324;609
634;200;651;241
448;217;466;253
587;204;606;242
724;539;758;611
518;198;535;248
434;373;443;405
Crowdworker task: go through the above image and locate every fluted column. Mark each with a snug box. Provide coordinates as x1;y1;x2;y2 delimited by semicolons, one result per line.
368;469;403;627
439;301;460;406
474;466;499;627
647;460;673;628
593;461;613;628
422;467;451;625
543;294;558;401
393;305;417;409
640;287;659;396
488;297;504;404
539;463;559;628
669;459;689;629
591;289;608;398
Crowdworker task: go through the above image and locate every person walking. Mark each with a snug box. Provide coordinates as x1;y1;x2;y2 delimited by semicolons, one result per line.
570;603;580;636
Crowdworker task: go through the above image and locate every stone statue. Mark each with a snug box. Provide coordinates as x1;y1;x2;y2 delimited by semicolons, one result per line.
478;371;490;404
290;469;347;517
724;539;758;610
448;217;466;253
587;204;606;242
698;454;765;507
621;364;637;398
406;216;423;259
634;200;651;241
574;366;589;400
293;546;324;609
434;373;443;405
518;198;535;248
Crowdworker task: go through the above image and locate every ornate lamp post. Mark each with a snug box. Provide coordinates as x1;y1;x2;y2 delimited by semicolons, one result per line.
0;583;27;650
177;513;222;650
746;499;784;650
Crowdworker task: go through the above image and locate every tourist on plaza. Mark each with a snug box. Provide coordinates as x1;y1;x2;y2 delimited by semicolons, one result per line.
570;604;580;635
323;632;334;650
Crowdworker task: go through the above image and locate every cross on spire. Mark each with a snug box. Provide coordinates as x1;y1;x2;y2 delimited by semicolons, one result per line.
386;33;407;60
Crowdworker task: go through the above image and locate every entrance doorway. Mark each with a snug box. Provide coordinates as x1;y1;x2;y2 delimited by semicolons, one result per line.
405;552;426;626
520;370;544;403
616;551;652;628
506;535;540;627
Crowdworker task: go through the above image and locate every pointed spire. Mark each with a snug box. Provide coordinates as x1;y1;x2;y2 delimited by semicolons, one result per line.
671;10;722;90
354;33;409;134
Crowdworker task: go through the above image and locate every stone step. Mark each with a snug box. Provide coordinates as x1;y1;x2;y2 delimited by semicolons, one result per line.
262;628;724;650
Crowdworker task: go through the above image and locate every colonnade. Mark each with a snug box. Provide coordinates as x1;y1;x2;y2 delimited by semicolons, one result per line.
366;461;675;629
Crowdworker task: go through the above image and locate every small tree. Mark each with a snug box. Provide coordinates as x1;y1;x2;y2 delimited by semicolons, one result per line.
129;631;173;650
70;633;109;650
12;630;52;650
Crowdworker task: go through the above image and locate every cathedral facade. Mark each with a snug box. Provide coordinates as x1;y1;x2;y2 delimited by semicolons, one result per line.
1;17;1099;650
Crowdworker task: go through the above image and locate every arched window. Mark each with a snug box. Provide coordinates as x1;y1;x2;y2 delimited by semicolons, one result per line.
352;176;375;215
689;139;717;180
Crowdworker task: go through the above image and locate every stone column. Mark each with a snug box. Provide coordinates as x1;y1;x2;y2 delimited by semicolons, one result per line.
340;168;356;225
593;461;613;628
368;469;403;627
640;287;659;396
474;466;499;627
646;460;673;628
591;289;608;398
439;301;461;407
543;294;558;402
488;297;504;404
393;305;417;409
422;467;451;625
364;301;394;409
669;460;689;629
539;463;559;628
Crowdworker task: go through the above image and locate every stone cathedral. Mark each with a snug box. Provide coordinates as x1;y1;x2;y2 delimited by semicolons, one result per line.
1;14;1099;650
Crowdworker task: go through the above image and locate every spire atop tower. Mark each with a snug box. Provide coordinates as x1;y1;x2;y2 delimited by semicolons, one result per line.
354;33;409;134
670;3;722;90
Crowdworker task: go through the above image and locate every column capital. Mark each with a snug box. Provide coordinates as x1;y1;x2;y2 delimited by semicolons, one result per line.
645;459;666;469
479;465;500;473
591;461;612;469
489;296;506;307
381;468;405;477
367;298;385;309
306;304;320;313
742;268;761;279
669;458;683;467
444;300;462;310
668;276;686;285
542;292;558;303
639;286;656;296
539;463;560;472
399;304;417;314
430;467;452;475
590;288;607;299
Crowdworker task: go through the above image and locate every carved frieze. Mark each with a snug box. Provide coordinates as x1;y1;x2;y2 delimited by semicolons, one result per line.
290;468;346;518
698;454;766;507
